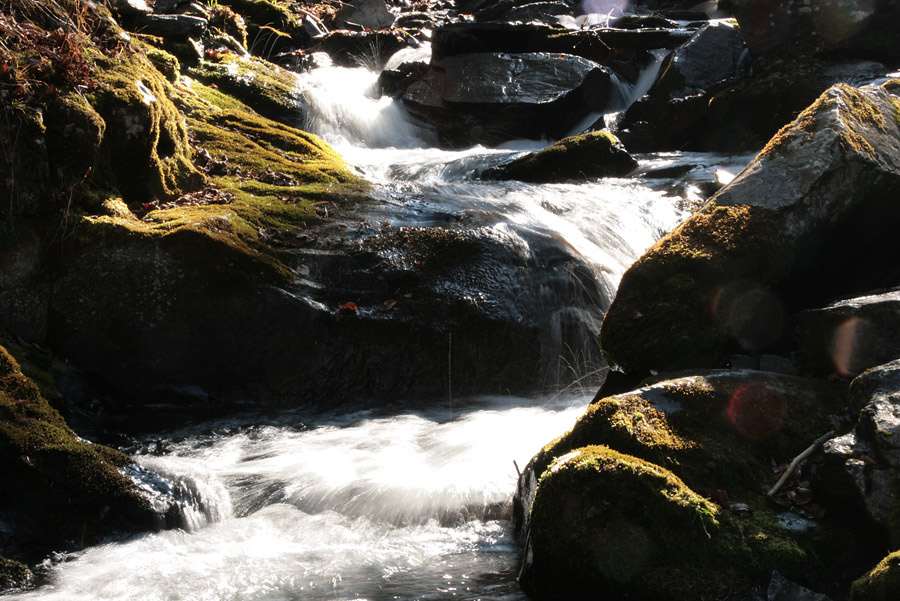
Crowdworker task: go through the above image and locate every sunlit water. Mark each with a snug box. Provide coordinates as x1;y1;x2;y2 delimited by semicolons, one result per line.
10;48;756;600
16;397;587;601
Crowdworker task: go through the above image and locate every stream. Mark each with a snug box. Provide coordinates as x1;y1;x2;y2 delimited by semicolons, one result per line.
9;50;754;600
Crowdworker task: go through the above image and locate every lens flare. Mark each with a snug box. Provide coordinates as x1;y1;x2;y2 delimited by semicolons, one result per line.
712;281;784;353
581;0;630;18
0;224;40;278
831;316;874;377
726;382;785;441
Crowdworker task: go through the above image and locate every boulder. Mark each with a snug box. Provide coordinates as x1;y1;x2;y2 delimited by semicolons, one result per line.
516;369;850;600
723;0;900;65
335;0;396;31
819;361;900;544
402;52;615;147
651;20;748;101
187;54;304;124
490;130;638;183
600;82;900;374
616;19;752;151
795;289;900;378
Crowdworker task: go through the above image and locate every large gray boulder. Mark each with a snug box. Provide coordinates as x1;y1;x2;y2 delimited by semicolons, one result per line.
402;52;615;147
601;81;900;374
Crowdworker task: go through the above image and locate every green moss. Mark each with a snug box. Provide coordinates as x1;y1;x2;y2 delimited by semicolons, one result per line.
536;373;844;500
851;551;900;601
145;47;181;83
186;54;302;122
522;371;836;598
87;48;204;204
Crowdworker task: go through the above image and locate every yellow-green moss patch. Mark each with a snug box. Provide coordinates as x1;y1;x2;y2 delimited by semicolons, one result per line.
851;551;900;601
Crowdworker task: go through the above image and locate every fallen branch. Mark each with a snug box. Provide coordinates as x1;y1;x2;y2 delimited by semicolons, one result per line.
767;430;835;498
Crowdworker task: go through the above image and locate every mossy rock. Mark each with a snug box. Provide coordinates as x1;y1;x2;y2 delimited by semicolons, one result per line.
517;370;851;599
851;551;900;601
522;444;807;600
602;83;900;374
87;48;205;205
534;371;846;499
0;556;32;591
0;343;155;560
187;53;303;123
493;131;638;183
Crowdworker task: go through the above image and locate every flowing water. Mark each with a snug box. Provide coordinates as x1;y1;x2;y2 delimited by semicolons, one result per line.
10;51;755;600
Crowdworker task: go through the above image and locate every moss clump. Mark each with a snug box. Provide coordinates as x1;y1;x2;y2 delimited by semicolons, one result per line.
145;47;181;83
87;48;205;204
496;130;638;183
851;551;900;601
600;204;788;373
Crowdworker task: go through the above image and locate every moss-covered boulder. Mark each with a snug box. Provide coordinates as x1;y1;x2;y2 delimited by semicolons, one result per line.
492;131;637;183
0;343;156;561
601;82;900;374
516;369;857;600
851;550;900;601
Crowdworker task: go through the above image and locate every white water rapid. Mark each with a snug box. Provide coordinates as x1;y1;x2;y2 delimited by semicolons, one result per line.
9;51;755;600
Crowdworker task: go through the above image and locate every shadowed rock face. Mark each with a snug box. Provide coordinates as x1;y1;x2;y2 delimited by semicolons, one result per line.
723;0;900;64
600;82;900;374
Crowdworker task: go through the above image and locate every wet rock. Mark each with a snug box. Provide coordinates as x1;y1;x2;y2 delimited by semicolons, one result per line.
430;22;611;64
335;0;396;31
768;571;834;601
819;361;900;544
601;82;900;374
516;369;849;600
652;20;748;100
723;0;900;64
795;289;900;378
490;130;638;183
850;550;900;601
617;19;751;151
402;52;615;147
134;14;208;38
